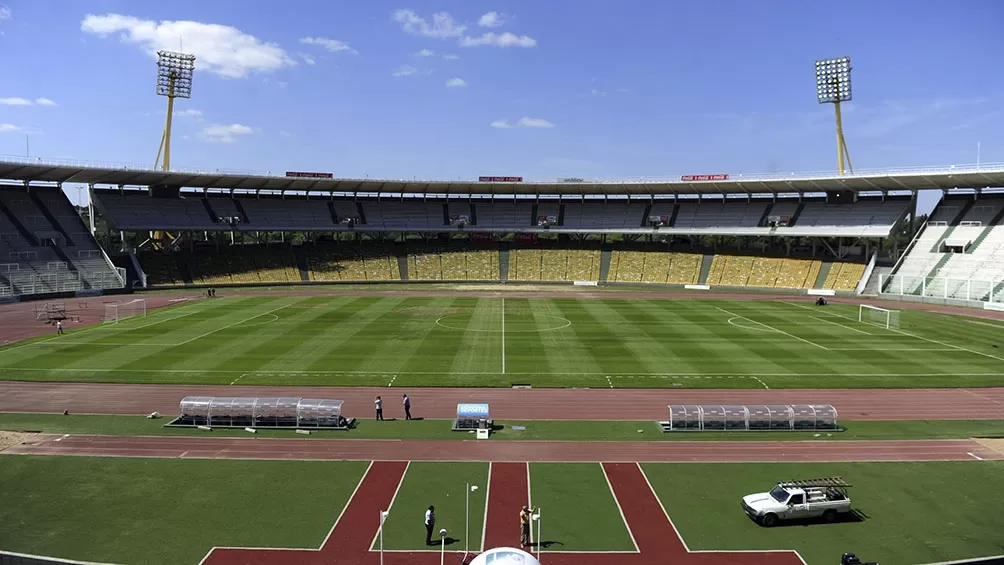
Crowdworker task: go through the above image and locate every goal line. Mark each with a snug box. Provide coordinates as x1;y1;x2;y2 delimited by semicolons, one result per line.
858;304;900;330
103;299;148;324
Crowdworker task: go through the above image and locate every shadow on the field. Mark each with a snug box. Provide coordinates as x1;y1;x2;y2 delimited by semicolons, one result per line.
753;508;869;528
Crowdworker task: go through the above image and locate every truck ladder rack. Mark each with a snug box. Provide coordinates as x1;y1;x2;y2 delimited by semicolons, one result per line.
777;477;851;489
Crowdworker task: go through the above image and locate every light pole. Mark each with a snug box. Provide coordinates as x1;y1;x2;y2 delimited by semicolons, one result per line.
440;528;448;565
465;482;480;555
815;56;854;176
532;509;541;561
153;50;196;171
379;510;389;565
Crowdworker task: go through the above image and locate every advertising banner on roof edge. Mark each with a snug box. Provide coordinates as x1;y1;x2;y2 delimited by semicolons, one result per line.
479;176;523;182
286;171;334;179
681;174;729;181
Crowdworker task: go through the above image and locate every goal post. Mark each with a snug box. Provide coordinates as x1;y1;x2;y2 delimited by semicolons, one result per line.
858;304;900;329
103;299;148;324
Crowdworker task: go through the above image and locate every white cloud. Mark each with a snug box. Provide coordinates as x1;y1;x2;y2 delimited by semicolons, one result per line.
279;130;293;138
414;48;435;57
478;12;505;28
0;123;22;133
0;6;10;23
80;13;296;79
299;36;355;54
392;64;418;77
393;9;465;38
492;117;554;129
517;117;554;128
298;52;316;65
0;97;57;106
445;78;467;88
442;53;459;60
175;109;203;119
199;123;254;143
460;32;536;48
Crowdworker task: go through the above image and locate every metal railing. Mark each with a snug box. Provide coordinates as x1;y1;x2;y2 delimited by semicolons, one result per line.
879;273;1002;303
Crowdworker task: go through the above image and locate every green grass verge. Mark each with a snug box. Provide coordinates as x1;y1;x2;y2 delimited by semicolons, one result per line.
642;461;1004;565
527;463;636;551
377;462;488;551
3;413;1004;442
1;296;1003;389
0;456;368;565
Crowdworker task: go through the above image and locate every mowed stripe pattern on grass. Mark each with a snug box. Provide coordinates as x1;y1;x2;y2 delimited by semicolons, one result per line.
0;297;1002;388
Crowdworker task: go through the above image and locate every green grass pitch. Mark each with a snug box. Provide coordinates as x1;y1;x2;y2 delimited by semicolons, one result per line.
1;294;1003;388
0;456;369;565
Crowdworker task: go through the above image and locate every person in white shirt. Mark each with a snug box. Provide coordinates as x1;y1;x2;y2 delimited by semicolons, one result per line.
375;396;384;421
56;320;64;335
403;394;412;420
424;505;436;546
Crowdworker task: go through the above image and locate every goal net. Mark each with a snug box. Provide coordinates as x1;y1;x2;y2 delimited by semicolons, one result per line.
858;304;900;329
103;299;148;324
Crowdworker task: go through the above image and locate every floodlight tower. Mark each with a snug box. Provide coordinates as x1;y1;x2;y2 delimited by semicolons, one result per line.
815;56;853;176
154;50;196;171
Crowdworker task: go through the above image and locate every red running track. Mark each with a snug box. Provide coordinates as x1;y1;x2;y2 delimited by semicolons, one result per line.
199;459;805;565
3;381;1004;420
6;434;1002;462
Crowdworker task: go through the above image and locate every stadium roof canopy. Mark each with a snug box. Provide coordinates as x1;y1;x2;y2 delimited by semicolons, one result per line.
1;157;1004;196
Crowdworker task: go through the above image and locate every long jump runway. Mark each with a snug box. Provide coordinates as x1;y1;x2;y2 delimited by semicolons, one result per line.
6;434;1002;462
2;381;1004;420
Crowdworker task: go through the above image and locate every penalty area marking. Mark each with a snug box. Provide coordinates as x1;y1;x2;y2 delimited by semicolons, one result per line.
229;373;248;386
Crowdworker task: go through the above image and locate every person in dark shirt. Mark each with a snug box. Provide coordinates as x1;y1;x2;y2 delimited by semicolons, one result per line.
403;394;412;420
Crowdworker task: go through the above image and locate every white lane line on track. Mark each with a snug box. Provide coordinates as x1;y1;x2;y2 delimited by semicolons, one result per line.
968;452;984;461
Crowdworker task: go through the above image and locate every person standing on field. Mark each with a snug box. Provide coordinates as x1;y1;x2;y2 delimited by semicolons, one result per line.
375;396;384;421
520;505;536;547
403;394;412;420
424;505;436;546
56;320;64;335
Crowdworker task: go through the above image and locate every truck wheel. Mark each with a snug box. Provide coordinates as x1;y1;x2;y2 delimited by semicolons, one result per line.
761;513;778;527
823;510;837;523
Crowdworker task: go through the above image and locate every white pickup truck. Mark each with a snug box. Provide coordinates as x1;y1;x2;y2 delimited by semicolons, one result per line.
741;477;852;527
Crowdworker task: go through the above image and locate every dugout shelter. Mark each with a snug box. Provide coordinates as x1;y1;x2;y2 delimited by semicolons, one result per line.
452;402;492;432
168;396;355;430
660;404;838;432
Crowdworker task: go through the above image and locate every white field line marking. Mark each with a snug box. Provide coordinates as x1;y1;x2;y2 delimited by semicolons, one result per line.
600;464;641;553
368;461;410;551
480;462;492;552
196;461;376;564
606;375;614;388
229;373;248;386
1;366;1001;378
387;374;397;387
963;389;1004;405
172;302;294;346
826;348;960;352
501;297;506;375
715;306;828;350
750;376;770;389
634;463;809;564
726;317;779;333
526;462;533;547
811;316;872;335
966;319;1004;329
784;301;1004;363
968;452;984;461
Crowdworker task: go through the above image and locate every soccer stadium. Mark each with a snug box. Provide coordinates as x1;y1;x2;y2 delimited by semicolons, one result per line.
2;5;1004;565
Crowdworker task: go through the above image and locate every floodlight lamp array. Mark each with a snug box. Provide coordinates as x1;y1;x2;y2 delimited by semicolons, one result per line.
156;50;196;98
815;56;852;104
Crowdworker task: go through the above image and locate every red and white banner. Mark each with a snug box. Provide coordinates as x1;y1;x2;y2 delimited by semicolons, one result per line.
478;176;523;182
286;171;334;179
680;174;729;182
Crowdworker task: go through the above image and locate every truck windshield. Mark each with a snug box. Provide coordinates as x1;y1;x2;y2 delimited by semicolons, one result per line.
769;486;788;503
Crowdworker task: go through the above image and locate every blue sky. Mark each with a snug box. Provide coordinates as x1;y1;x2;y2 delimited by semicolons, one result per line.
0;0;1002;211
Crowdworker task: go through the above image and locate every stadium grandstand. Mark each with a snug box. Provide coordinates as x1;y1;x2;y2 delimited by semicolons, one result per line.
2;158;1004;305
